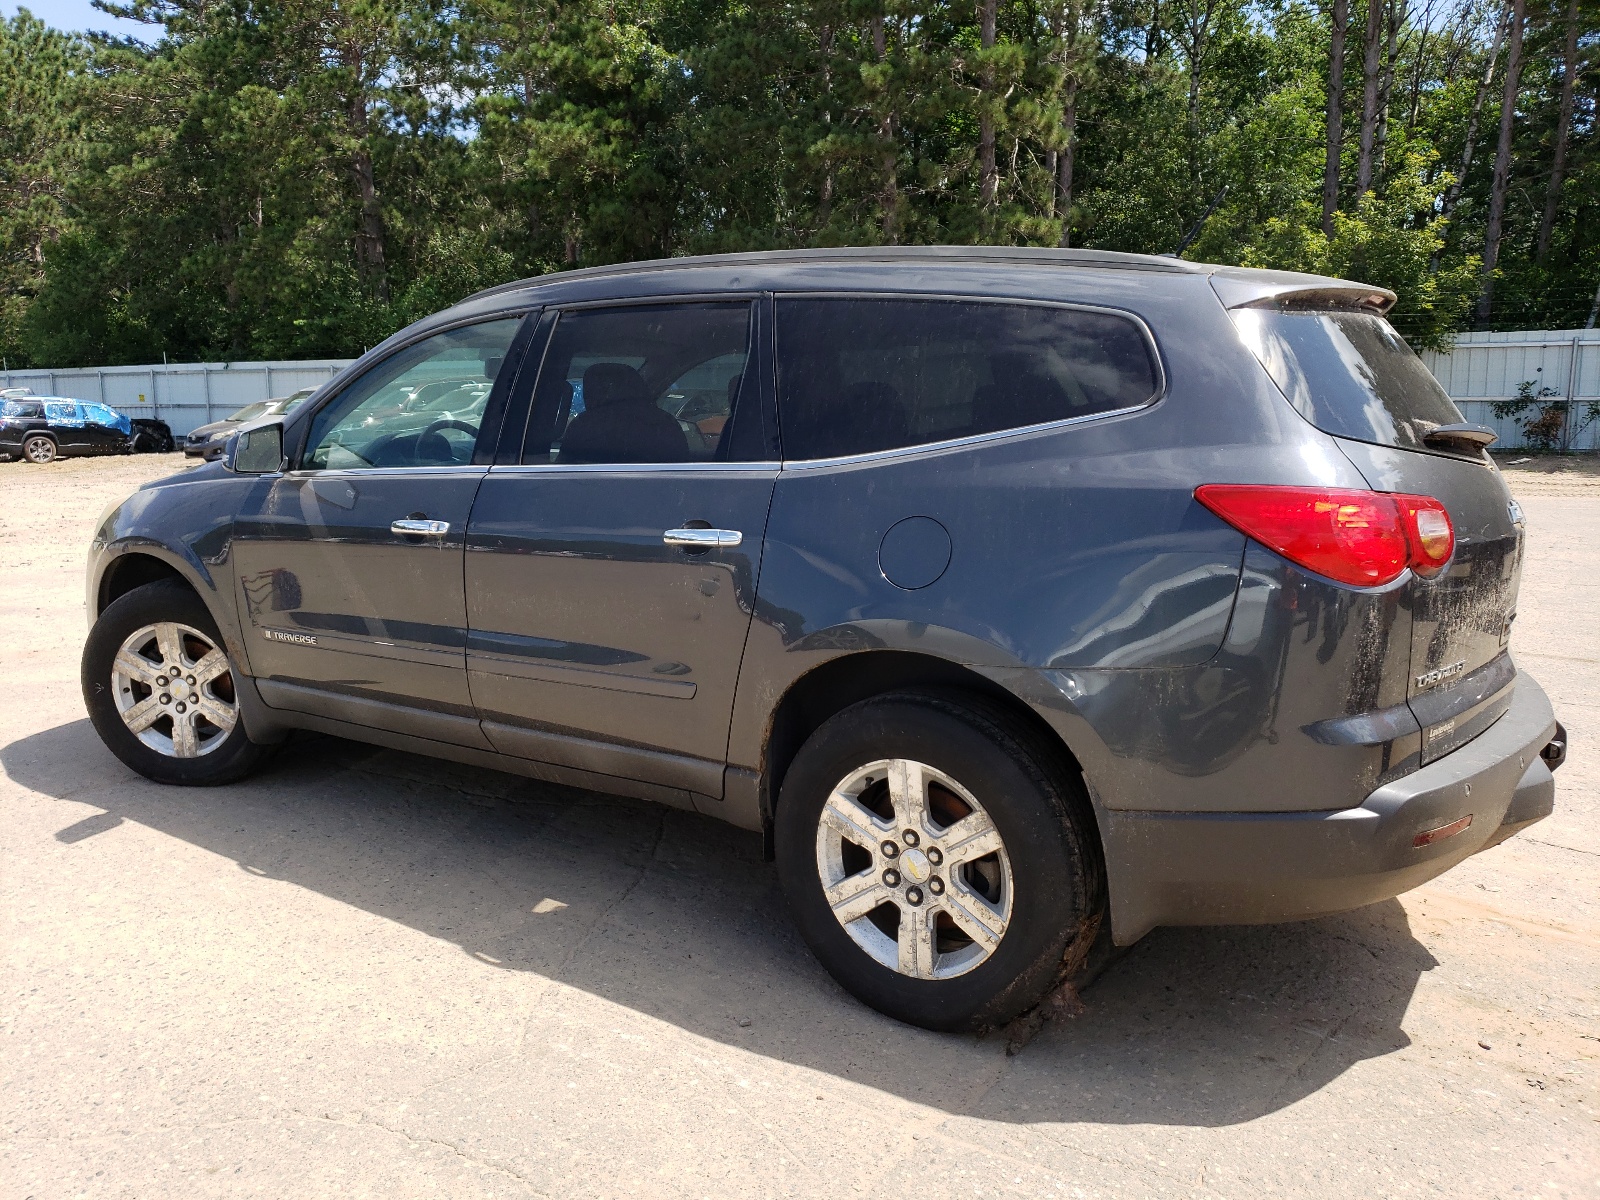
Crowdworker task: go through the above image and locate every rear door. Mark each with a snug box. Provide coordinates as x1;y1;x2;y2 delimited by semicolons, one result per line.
1231;304;1523;761
464;298;777;800
44;401;93;454
231;316;530;747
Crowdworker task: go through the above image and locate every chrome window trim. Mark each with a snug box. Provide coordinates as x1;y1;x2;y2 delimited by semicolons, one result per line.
280;465;491;481
777;402;1155;471
543;292;763;313
771;290;1166;465
486;461;780;476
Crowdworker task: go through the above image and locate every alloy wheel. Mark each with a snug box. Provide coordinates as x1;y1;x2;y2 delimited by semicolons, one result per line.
815;758;1013;979
109;622;238;758
24;436;55;464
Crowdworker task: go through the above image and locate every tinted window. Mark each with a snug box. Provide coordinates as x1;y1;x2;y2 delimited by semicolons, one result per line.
775;298;1159;460
2;401;43;418
523;303;756;464
1232;309;1464;451
303;318;522;470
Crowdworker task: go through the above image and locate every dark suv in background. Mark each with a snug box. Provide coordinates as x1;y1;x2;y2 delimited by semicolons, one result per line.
1;396;173;462
80;248;1565;1031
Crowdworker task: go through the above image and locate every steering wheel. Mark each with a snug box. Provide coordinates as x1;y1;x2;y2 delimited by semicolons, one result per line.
422;419;478;440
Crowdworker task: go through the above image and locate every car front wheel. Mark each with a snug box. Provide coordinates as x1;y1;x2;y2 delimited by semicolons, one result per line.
82;580;276;785
22;434;56;464
775;691;1103;1032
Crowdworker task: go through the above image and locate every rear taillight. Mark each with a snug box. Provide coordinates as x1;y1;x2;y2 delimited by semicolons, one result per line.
1394;494;1454;576
1195;485;1454;588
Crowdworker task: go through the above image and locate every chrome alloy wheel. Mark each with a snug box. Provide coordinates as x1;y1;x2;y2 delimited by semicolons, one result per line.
110;622;238;758
815;758;1013;980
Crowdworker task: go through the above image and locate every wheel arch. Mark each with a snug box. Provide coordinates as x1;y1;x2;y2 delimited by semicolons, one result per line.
756;650;1100;856
96;551;196;619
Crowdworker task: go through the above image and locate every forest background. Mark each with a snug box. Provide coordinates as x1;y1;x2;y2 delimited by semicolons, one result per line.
1;0;1596;367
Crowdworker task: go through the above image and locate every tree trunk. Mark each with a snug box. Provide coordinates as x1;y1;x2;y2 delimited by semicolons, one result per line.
1371;0;1402;189
1535;0;1578;262
341;45;389;304
1057;77;1079;247
818;23;835;229
1354;0;1383;197
978;0;998;209
1322;0;1348;235
349;135;390;303
1436;5;1506;234
872;17;897;241
1476;0;1525;328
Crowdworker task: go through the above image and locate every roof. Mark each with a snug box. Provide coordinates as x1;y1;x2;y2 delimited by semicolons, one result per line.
464;246;1207;305
463;245;1391;313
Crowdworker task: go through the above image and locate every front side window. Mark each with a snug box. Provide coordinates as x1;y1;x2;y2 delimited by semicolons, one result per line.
523;302;755;464
1231;308;1464;451
303;319;523;470
775;298;1160;461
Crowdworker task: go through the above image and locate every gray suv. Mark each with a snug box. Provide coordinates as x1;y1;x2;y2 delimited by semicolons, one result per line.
81;248;1566;1031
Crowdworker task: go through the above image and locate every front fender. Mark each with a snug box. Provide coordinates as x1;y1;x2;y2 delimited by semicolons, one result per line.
86;471;266;676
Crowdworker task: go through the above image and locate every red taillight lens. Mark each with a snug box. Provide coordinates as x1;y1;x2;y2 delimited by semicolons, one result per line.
1195;485;1453;587
1395;494;1455;576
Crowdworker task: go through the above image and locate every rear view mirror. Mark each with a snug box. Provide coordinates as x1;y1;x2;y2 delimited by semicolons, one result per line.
228;422;285;474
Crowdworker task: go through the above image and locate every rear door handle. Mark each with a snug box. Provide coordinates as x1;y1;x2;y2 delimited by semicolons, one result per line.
391;519;450;537
663;527;743;549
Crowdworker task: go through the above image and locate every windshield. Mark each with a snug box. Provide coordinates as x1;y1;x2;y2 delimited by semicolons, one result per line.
1232;308;1464;452
227;402;273;423
2;400;44;418
277;389;314;413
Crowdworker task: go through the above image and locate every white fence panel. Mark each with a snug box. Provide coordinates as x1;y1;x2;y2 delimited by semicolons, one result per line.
1;359;353;437
5;328;1597;449
1421;329;1600;453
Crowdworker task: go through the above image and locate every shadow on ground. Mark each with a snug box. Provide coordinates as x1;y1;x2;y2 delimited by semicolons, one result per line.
5;720;1438;1127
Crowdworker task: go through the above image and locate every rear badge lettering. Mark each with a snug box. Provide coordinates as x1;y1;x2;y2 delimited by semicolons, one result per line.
263;628;317;646
1416;660;1466;690
1425;719;1456;745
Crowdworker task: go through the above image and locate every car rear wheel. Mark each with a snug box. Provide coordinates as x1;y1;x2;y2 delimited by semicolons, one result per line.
775;691;1102;1031
82;580;276;785
22;434;56;464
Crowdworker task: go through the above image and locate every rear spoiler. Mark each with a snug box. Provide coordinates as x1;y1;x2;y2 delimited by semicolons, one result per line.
1209;270;1396;316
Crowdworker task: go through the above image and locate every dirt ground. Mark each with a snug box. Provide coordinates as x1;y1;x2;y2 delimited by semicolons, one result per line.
2;453;1597;1199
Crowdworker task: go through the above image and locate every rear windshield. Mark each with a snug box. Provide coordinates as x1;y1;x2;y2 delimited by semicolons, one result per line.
1231;308;1463;451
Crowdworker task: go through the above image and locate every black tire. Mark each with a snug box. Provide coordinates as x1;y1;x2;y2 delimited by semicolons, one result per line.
82;580;276;786
775;690;1103;1032
22;434;56;464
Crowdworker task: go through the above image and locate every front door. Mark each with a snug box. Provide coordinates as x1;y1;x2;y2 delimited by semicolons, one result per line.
465;299;777;798
232;316;528;747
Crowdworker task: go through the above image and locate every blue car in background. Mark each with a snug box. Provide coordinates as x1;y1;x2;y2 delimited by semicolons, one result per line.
0;395;174;463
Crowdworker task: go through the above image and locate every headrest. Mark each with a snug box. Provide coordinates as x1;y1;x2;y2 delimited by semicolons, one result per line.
582;363;651;409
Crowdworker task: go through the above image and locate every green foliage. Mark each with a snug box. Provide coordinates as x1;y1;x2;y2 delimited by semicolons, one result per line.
1;0;1596;367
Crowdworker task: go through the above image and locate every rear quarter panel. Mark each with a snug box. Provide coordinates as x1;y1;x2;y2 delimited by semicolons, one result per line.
728;271;1384;815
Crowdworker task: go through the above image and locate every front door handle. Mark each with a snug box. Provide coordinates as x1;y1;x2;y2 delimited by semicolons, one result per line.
391;518;450;537
663;527;743;549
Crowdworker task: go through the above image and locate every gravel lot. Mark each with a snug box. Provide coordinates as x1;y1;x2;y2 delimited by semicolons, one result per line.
3;453;1597;1199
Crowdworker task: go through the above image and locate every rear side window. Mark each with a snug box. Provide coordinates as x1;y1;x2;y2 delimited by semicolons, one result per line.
775;298;1160;460
1231;308;1464;451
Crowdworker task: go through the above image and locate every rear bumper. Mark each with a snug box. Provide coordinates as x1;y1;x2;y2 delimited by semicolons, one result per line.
1102;670;1560;945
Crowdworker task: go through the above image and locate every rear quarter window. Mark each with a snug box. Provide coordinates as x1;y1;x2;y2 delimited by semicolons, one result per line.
775;297;1160;461
1231;308;1464;451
